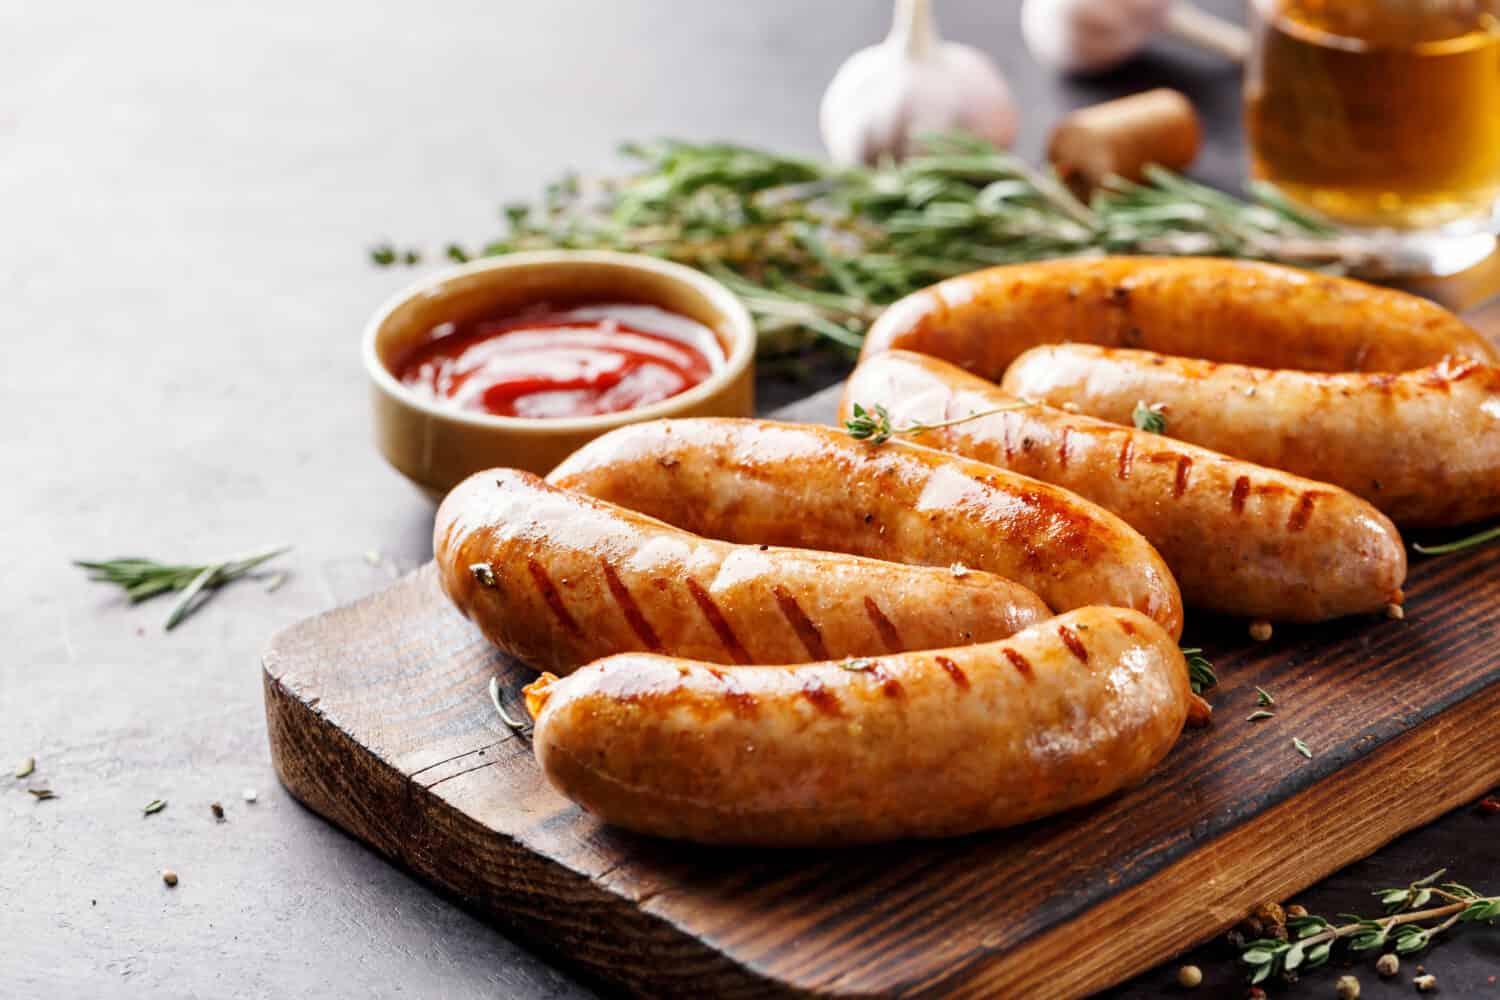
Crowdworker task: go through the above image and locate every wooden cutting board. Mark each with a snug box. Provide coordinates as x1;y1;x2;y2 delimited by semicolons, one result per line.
264;308;1500;1000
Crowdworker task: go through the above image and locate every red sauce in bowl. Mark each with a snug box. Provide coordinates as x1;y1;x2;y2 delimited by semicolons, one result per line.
394;302;723;419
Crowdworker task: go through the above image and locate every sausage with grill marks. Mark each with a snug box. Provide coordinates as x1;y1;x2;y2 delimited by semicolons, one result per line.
523;607;1191;846
859;257;1495;380
843;350;1407;621
1001;344;1500;528
435;469;1050;674
547;418;1184;638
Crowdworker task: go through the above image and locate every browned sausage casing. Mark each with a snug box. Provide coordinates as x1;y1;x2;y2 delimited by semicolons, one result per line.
547;418;1184;638
1002;345;1500;528
844;351;1407;621
861;257;1495;380
524;607;1190;846
435;469;1050;673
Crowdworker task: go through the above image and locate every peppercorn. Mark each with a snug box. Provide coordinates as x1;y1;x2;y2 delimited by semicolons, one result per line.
162;869;179;887
1177;964;1202;988
1336;974;1360;999
1377;954;1400;978
1286;904;1308;918
1414;973;1437;992
1249;620;1274;642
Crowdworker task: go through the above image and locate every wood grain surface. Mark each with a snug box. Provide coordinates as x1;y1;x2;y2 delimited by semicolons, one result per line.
263;384;1500;998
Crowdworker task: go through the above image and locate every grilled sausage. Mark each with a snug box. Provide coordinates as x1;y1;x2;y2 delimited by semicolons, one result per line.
844;351;1407;620
523;607;1190;846
860;257;1495;380
1002;345;1500;528
435;469;1050;673
548;418;1184;638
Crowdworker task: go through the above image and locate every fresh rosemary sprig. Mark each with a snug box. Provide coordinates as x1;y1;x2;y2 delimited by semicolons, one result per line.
1183;647;1217;695
1413;523;1500;555
844;401;1024;445
374;134;1346;355
1240;870;1500;985
74;545;290;631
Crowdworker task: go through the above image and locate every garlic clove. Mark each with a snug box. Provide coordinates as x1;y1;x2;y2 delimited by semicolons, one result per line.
1021;0;1173;75
820;0;1019;166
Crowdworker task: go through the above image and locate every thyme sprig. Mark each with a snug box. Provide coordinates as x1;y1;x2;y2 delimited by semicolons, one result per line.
1132;401;1167;434
75;545;291;631
844;401;1024;445
375;134;1345;355
1240;870;1500;985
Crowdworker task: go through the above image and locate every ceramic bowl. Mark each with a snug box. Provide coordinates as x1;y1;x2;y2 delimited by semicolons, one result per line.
364;250;756;501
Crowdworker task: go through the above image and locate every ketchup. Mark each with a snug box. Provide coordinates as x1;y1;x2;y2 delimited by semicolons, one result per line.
395;302;722;419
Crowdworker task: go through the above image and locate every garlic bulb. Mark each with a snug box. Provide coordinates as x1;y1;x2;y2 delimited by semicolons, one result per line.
820;0;1018;166
1021;0;1248;75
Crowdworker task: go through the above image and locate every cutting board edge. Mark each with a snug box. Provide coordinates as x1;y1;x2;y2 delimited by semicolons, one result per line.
262;660;821;1000
922;677;1500;999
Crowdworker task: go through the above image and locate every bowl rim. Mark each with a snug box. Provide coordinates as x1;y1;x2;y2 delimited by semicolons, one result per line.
361;249;756;433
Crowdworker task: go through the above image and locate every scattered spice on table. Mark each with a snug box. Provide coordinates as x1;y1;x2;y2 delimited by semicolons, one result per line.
28;788;56;801
15;756;35;778
143;799;166;816
210;802;225;822
1292;736;1314;759
243;788;258;803
161;869;179;888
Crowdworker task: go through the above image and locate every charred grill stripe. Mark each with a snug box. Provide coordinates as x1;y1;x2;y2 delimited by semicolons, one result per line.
863;597;903;652
773;585;829;661
1002;647;1034;679
1117;436;1134;480
526;559;579;635
799;683;843;716
1173;455;1192;498
1287;491;1320;533
1057;625;1089;664
685;578;752;664
935;655;969;688
599;559;661;651
1231;475;1251;514
870;663;905;699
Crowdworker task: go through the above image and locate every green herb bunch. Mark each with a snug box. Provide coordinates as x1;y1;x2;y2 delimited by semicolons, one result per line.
374;134;1341;355
1240;870;1500;985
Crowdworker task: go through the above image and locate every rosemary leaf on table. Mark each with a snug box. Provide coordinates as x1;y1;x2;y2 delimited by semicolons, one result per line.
74;545;291;630
373;134;1353;355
